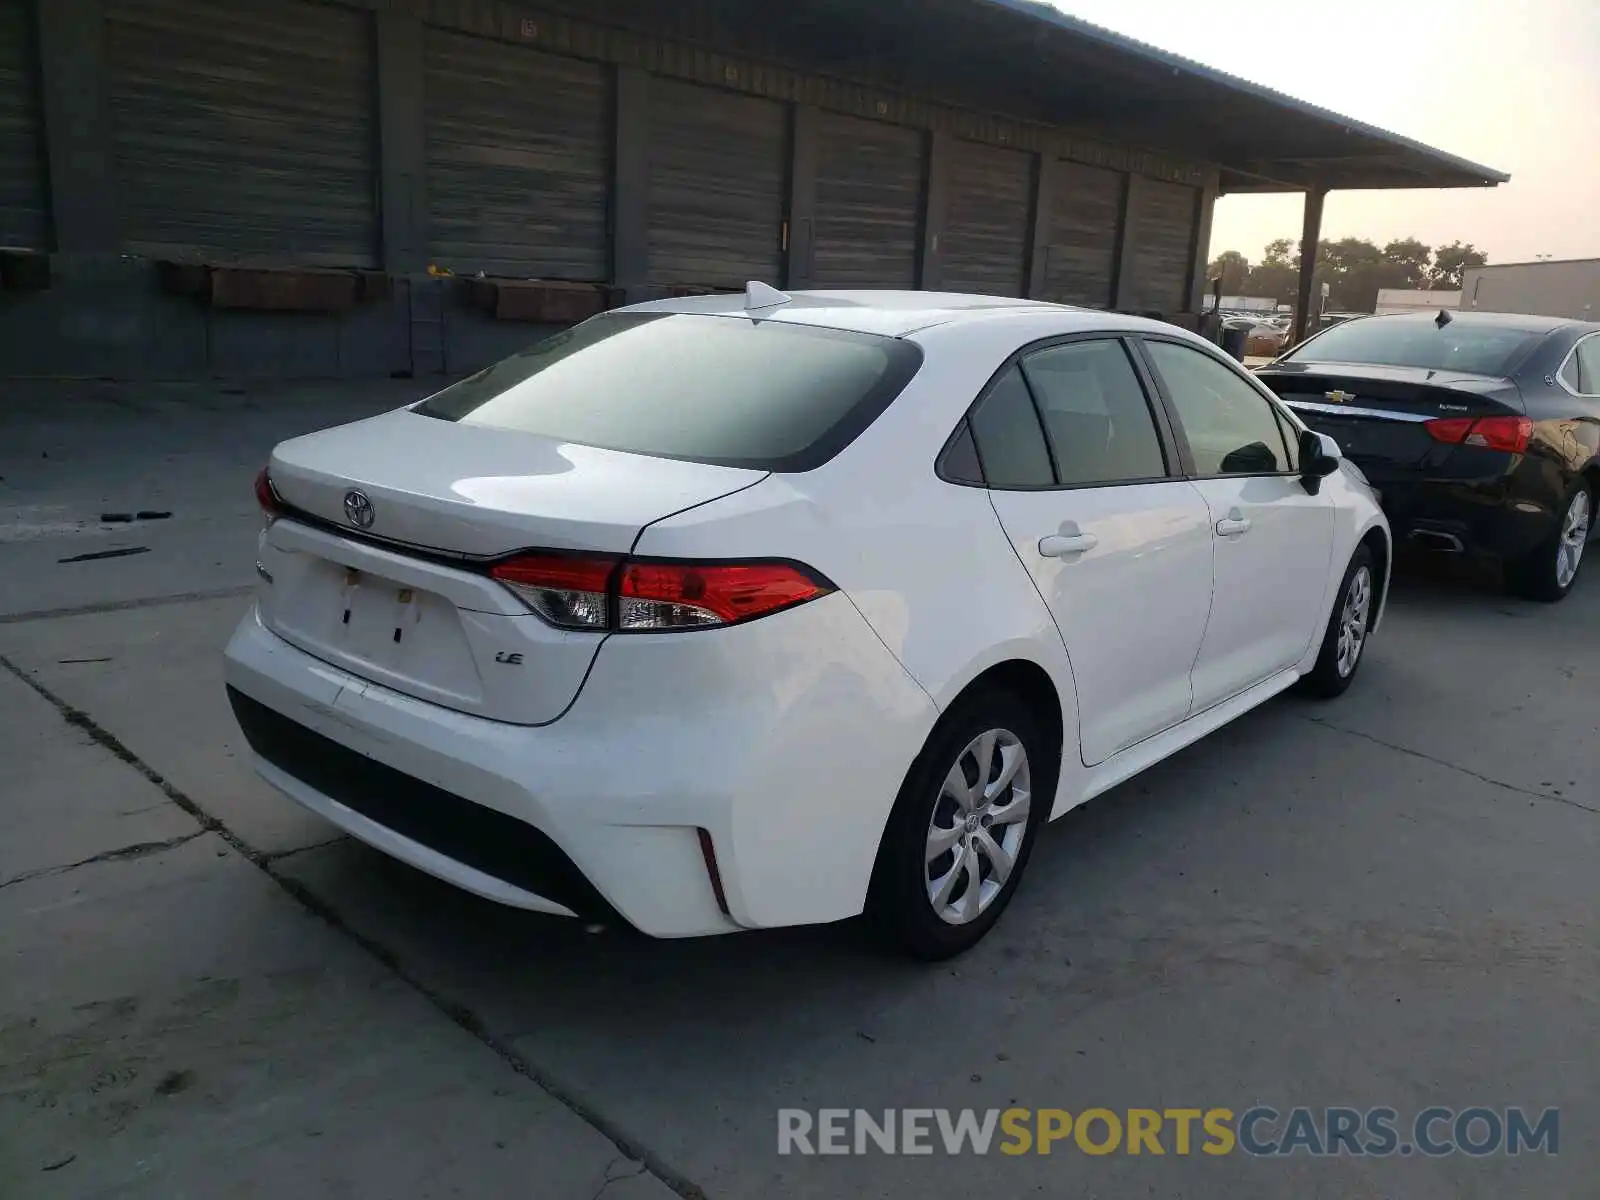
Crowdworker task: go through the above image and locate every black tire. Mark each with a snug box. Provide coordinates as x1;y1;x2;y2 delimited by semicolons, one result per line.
1299;544;1376;699
1505;479;1593;603
866;688;1055;960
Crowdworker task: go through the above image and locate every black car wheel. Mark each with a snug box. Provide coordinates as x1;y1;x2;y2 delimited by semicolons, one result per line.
1506;479;1593;603
867;688;1054;960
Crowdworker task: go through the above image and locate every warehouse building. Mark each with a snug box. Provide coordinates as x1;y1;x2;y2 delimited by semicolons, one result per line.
0;0;1505;379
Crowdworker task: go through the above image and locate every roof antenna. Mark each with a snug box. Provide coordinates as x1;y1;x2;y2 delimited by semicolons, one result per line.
745;280;791;311
1435;308;1453;327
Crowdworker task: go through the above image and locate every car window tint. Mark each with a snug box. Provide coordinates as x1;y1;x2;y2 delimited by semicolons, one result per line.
414;312;923;471
939;421;984;485
1019;340;1167;485
1145;340;1290;476
1576;338;1600;395
969;366;1054;487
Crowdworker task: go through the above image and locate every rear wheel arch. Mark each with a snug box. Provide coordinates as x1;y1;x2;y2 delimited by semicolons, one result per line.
953;659;1065;785
865;658;1065;957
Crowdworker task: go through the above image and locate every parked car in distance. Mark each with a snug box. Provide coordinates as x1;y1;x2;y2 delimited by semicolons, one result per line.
225;288;1390;958
1257;310;1600;601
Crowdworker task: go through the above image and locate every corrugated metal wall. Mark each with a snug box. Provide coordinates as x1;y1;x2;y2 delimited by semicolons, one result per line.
0;0;46;249
1041;161;1122;308
106;0;377;266
647;79;786;288
942;139;1032;297
424;29;609;280
1123;179;1197;314
810;112;923;289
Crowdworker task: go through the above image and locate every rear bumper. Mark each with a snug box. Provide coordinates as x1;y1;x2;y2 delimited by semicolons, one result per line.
223;597;936;937
1351;466;1555;560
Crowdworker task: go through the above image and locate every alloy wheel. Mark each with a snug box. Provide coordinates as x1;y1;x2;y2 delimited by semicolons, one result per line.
925;728;1032;925
1335;565;1372;678
1555;489;1591;589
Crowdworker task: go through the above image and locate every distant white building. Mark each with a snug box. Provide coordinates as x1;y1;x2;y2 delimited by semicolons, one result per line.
1375;288;1462;315
1460;259;1600;322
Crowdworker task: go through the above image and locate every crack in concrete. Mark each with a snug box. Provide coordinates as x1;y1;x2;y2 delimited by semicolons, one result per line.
0;584;255;626
0;830;206;891
593;1156;650;1200
259;835;349;865
0;652;707;1200
1303;714;1600;817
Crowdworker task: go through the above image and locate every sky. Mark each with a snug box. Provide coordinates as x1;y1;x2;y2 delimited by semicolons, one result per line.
1044;0;1600;268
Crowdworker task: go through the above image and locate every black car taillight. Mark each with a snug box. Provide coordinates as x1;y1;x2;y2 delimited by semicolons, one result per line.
488;553;833;632
1425;415;1533;453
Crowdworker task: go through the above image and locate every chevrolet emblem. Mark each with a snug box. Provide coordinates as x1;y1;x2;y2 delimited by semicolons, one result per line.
1325;390;1356;404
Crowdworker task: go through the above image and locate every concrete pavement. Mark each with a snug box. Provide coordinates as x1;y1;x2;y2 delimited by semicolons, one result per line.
2;381;1596;1197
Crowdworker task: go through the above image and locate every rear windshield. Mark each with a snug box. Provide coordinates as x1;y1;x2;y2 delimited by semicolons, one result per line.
414;312;923;471
1284;318;1537;376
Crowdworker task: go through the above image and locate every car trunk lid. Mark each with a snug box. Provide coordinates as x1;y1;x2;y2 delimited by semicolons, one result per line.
1257;362;1525;475
257;409;765;724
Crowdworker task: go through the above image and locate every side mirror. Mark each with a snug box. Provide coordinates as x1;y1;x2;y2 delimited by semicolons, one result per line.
1299;429;1341;494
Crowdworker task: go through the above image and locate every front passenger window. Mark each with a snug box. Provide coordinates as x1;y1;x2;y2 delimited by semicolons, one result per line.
1144;340;1291;476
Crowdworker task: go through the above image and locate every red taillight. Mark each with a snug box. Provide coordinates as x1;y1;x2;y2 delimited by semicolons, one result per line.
254;466;284;518
488;553;832;631
489;553;617;630
619;560;830;629
1425;415;1533;453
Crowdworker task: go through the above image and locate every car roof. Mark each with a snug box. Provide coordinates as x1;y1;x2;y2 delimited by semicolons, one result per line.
618;288;1162;338
1349;310;1598;335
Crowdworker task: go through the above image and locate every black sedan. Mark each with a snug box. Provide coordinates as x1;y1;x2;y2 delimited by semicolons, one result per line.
1257;311;1600;601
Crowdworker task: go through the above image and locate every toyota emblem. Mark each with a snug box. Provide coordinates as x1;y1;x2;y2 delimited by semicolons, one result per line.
343;489;375;529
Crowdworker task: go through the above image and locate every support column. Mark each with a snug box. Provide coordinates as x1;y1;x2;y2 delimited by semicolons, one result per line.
1024;152;1057;299
375;10;426;273
786;105;818;289
35;0;117;253
1293;187;1326;343
1110;172;1144;311
612;67;650;293
918;132;950;291
1186;181;1219;312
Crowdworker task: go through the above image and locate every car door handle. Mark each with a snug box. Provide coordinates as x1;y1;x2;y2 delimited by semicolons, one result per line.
1215;508;1252;537
1038;532;1099;557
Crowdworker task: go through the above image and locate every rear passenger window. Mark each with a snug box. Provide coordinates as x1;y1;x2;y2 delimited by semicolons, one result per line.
969;366;1054;487
1020;340;1167;485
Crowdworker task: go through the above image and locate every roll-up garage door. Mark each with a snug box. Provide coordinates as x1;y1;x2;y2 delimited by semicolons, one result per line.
425;30;608;280
1124;180;1198;315
0;0;46;249
647;79;785;289
942;141;1031;297
1041;162;1123;308
107;0;376;266
811;112;923;289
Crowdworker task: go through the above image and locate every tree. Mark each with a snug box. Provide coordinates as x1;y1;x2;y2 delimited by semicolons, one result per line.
1207;250;1250;294
1381;238;1432;289
1430;241;1487;290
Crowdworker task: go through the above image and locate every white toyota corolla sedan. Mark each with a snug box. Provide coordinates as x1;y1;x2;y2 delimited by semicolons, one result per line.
225;287;1389;958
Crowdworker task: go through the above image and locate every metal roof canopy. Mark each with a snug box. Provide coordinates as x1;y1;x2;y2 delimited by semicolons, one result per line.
700;0;1509;195
968;0;1509;193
